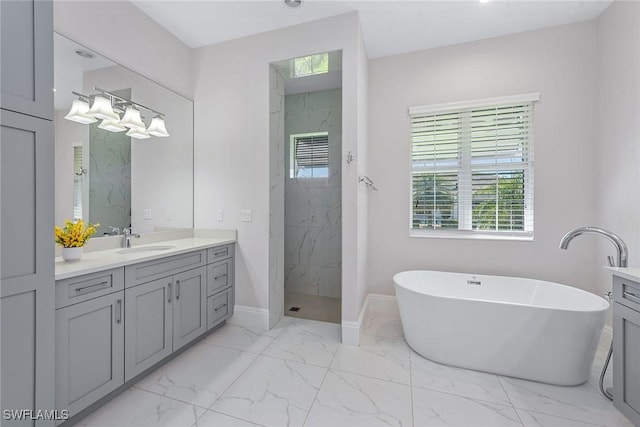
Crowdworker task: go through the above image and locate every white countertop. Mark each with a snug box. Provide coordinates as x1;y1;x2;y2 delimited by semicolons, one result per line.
55;237;235;280
606;267;640;283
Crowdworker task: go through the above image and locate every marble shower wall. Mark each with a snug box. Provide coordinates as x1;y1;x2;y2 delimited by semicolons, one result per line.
284;88;342;298
89;122;131;236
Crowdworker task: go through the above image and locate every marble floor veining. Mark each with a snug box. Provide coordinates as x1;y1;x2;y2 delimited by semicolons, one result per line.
76;313;633;427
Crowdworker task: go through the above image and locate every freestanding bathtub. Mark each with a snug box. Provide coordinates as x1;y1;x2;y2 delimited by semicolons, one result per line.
394;270;609;386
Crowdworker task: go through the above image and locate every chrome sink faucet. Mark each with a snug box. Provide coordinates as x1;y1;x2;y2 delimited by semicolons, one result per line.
559;226;628;268
122;227;141;248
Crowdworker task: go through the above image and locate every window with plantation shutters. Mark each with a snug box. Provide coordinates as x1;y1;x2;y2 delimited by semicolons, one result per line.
290;132;329;178
410;93;538;239
73;145;84;220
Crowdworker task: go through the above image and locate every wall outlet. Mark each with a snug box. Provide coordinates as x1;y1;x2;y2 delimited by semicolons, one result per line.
241;210;252;222
217;210;224;222
166;209;173;220
143;209;152;220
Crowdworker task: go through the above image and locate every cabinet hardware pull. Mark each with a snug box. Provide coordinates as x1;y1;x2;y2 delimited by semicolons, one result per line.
214;274;227;280
116;299;122;324
214;251;226;256
623;290;640;305
176;280;181;300
75;280;109;293
168;283;172;303
214;303;227;312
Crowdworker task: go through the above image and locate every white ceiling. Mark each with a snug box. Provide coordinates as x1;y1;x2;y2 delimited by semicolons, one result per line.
131;0;612;58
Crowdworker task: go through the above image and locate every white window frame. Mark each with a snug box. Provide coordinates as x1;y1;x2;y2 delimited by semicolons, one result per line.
409;93;539;241
289;131;329;179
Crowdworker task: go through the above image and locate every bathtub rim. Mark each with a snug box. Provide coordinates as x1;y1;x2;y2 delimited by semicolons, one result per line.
393;269;610;313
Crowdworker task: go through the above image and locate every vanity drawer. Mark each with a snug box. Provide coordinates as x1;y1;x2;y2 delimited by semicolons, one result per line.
207;258;233;296
207;289;232;329
207;244;233;264
55;268;124;309
125;250;206;288
614;276;640;312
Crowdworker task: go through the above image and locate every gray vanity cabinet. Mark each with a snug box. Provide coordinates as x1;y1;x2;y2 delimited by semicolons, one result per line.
124;263;207;381
206;244;235;330
613;276;640;425
1;0;54;423
1;109;55;427
0;0;53;120
54;268;125;421
124;277;173;382
172;267;207;350
55;293;124;419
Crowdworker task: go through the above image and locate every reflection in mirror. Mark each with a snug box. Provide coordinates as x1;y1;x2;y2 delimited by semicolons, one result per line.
54;33;194;236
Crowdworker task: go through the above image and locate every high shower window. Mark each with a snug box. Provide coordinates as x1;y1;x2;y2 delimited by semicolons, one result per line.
290;132;329;178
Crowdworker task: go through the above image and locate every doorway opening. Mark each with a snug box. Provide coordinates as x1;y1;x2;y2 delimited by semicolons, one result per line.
270;51;342;325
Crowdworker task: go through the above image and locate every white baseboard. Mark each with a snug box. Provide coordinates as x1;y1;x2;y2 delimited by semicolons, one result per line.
341;297;369;346
341;294;399;346
366;293;399;315
229;305;270;331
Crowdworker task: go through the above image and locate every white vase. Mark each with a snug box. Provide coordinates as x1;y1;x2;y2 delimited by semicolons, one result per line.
62;246;83;262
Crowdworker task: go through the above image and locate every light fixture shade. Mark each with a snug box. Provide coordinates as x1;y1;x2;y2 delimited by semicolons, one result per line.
119;106;146;130
147;116;169;137
125;127;151;140
64;99;97;124
88;95;119;120
98;118;127;132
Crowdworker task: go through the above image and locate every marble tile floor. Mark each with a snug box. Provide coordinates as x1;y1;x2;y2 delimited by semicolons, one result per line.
284;292;341;324
77;313;632;427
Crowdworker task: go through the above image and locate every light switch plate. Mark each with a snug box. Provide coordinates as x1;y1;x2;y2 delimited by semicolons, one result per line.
143;209;152;220
166;209;173;220
217;210;224;222
241;210;252;222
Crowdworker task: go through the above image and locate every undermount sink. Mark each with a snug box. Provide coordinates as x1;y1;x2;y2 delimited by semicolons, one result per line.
117;245;175;254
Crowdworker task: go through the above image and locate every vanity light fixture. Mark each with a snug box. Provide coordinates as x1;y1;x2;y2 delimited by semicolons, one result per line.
97;117;127;132
284;0;302;7
88;95;120;121
119;105;146;130
146;115;169;137
63;87;169;138
125;127;151;140
64;97;97;124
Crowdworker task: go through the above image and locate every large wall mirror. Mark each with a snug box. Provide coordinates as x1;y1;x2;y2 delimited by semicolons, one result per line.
54;33;194;236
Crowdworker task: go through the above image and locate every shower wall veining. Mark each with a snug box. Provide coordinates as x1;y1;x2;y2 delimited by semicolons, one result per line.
284;88;342;298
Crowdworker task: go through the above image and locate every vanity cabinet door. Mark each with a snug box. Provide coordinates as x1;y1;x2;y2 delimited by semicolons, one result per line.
173;267;207;351
614;301;640;425
55;292;124;418
124;278;173;382
0;0;53;119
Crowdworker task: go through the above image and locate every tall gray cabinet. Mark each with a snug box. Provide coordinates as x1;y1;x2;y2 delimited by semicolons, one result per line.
0;1;55;426
613;275;640;425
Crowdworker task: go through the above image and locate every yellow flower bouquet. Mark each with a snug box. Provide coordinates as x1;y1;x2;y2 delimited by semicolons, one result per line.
54;219;99;248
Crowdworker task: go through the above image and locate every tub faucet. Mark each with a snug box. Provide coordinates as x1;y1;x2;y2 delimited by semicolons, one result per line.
122;227;141;248
559;226;628;268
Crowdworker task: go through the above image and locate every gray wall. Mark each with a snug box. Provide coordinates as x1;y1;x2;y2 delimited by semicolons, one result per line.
367;20;600;295
595;2;640;303
193;12;368;333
